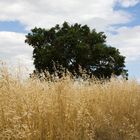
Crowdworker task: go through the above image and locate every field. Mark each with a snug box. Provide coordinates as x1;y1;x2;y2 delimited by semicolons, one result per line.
0;65;140;140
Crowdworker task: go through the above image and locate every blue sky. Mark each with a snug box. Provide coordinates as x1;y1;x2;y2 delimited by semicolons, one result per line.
111;1;140;80
0;0;140;81
0;21;26;33
114;1;140;27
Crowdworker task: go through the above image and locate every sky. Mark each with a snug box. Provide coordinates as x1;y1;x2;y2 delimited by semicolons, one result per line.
0;0;140;81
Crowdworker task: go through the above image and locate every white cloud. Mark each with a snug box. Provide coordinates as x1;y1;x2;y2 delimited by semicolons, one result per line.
0;31;34;73
118;0;140;7
107;26;140;61
0;0;135;31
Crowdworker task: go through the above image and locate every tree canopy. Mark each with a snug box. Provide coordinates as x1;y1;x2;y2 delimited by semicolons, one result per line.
25;22;128;79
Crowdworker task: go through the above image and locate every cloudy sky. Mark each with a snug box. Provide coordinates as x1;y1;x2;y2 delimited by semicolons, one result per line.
0;0;140;80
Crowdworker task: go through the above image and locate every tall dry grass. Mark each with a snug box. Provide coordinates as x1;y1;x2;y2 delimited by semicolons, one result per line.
0;64;140;140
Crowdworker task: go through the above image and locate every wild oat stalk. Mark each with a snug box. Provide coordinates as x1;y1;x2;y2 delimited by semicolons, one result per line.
0;64;140;140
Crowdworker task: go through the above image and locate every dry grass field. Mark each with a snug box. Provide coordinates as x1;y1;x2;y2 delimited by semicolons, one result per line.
0;65;140;140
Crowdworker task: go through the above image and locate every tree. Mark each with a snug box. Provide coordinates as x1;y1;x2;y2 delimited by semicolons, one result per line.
25;22;128;79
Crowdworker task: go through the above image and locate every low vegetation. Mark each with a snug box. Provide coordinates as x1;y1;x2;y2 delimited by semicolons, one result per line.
0;65;140;140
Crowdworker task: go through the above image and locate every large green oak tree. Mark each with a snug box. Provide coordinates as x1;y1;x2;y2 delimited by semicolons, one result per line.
25;22;128;79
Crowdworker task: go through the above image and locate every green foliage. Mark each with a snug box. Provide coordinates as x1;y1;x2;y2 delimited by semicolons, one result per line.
25;22;128;79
